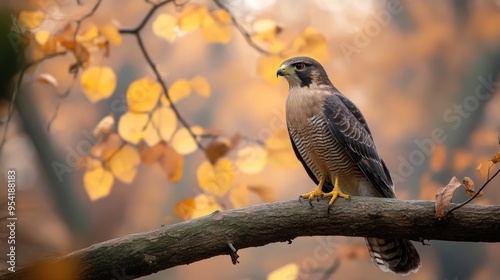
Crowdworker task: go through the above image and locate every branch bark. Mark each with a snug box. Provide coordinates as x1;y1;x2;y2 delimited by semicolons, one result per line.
2;197;499;280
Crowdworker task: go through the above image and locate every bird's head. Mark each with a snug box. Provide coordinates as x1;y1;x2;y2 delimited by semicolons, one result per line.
276;56;332;88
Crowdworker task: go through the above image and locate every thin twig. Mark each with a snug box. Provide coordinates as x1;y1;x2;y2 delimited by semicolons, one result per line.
73;0;104;40
118;0;204;150
444;167;500;218
213;0;275;56
0;51;67;155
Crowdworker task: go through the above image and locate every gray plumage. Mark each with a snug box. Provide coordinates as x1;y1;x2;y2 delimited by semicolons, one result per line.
278;56;421;275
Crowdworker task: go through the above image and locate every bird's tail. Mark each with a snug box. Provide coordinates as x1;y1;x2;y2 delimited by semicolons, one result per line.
365;238;421;275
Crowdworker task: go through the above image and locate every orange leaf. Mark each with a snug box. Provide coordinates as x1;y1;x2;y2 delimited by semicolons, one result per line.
476;160;494;177
91;133;122;158
492;152;500;164
80;66;116;103
160;146;184;182
204;140;230;164
463;177;483;198
174;197;196;221
435;176;461;218
197;158;234;196
139;141;167;165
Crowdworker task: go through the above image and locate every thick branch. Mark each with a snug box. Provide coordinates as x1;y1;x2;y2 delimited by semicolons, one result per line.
2;197;499;280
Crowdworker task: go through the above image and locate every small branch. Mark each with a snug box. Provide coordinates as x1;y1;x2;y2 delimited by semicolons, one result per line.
0;51;67;155
118;0;205;150
444;168;500;218
2;197;500;280
213;0;276;56
73;0;104;39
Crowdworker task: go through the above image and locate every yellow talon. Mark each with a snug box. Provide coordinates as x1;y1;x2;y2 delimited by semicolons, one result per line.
323;177;350;205
301;177;325;200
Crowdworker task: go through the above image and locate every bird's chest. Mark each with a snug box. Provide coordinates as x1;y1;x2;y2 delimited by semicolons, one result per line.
287;114;356;182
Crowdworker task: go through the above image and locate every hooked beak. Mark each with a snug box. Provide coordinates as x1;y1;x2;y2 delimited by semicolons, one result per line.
276;65;289;77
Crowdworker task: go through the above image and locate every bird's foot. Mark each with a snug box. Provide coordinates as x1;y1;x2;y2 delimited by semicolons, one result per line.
299;177;325;207
323;177;350;213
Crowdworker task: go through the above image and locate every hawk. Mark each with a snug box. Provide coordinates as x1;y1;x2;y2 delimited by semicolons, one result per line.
277;56;421;275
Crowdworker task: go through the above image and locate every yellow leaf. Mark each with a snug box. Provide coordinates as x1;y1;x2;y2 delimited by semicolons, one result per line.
253;19;278;42
178;5;208;32
107;145;140;183
91;133;122;158
152;13;177;42
236;145;267;174
190;76;211;97
80;66;116;103
142;121;161;146
18;10;45;29
191;194;222;219
127;78;162;113
435;176;461;218
93;114;115;139
201;10;232;43
171;126;203;155
292;27;329;62
267;263;299;280
76;24;99;42
257;55;287;85
169;79;191;103
35;29;50;45
99;23;122;46
84;165;114;201
197;158;234;196
118;112;148;144
230;184;248;208
266;129;302;169
160;146;184;181
175;197;196;221
151;106;177;141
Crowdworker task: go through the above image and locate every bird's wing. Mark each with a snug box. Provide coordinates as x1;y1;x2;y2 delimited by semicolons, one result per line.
324;92;395;198
288;127;320;186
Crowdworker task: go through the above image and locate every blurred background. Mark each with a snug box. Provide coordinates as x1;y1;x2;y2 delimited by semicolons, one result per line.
1;0;500;279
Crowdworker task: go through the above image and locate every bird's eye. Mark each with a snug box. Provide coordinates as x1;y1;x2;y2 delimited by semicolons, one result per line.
295;63;305;71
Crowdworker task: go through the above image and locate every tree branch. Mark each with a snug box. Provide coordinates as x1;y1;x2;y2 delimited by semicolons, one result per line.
2;197;499;280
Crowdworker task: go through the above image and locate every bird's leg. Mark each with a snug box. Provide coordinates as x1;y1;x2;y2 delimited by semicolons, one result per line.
300;177;325;206
322;177;350;206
